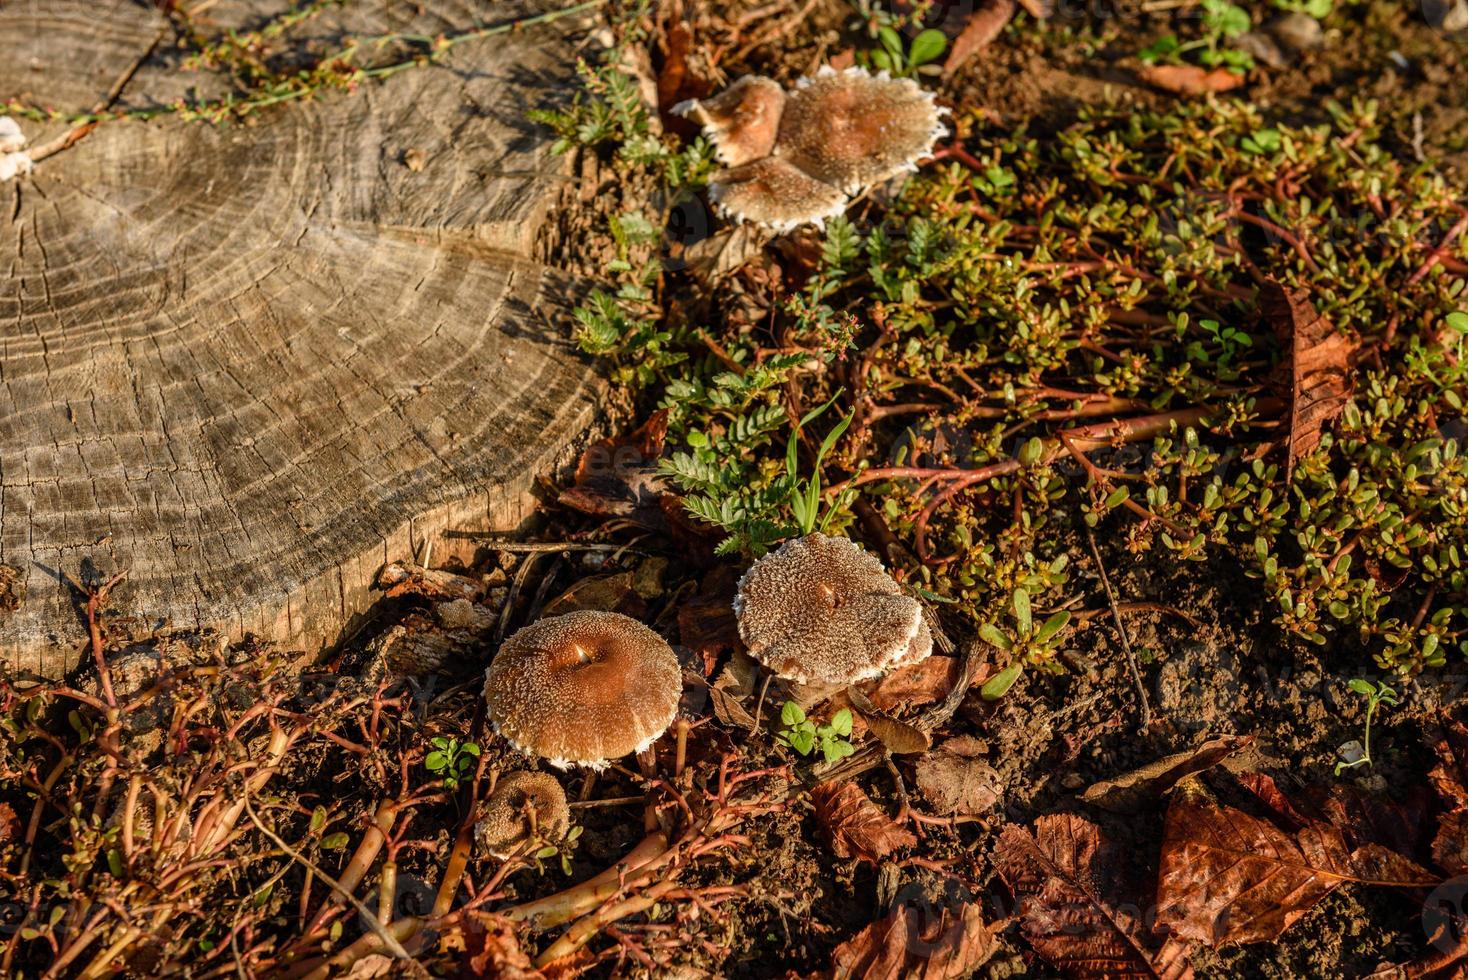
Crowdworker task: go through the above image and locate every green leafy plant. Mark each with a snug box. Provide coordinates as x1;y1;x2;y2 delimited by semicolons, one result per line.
978;587;1073;684
860;26;949;77
777;702;856;763
425;736;480;790
1273;0;1331;19
531;824;584;876
1139;0;1255;73
1333;679;1400;776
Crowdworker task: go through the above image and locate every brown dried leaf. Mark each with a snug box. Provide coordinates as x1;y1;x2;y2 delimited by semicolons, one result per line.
460;912;545;979
1137;64;1248;95
1081;736;1253;813
678;579;744;677
709;651;760;728
846;684;931;754
830;900;1005;979
994;814;1195;979
915;736;1002;816
861;654;970;713
559;411;673;524
1260;279;1358;475
684;224;767;283
540;572;646;619
0;803;19;844
1433;809;1468;875
1157;781;1439;947
942;0;1017;78
1430;714;1468;809
812;781;917;863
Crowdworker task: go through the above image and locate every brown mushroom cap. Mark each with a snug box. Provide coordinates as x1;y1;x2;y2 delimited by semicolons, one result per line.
473;771;570;859
483;611;682;769
707;157;847;235
675;67;947;233
734;533;932;685
778;67;947;195
673;75;785;168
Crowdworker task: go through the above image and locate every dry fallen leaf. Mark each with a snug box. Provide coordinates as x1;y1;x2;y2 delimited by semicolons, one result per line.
812;781;917;863
994;813;1195;979
915;736;1002;816
943;0;1017;78
678;572;744;677
1157;779;1438;947
461;911;545;979
0;802;18;844
558;410;674;524
1434;809;1468;875
1260;279;1358;477
1430;713;1468;809
1137;64;1248;95
1430;712;1468;874
845;684;931;754
1081;736;1253;813
862;654;968;713
540;572;646;619
830;899;1005;979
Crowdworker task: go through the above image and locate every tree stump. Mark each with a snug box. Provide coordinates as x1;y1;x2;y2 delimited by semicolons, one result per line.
0;1;606;676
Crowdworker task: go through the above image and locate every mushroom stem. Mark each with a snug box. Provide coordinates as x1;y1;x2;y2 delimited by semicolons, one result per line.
578;770;597;802
673;719;691;780
636;746;660;834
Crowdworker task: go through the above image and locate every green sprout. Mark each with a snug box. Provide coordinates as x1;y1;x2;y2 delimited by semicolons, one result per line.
531;824;584;876
1273;0;1331;19
1334;679;1400;776
860;26;948;77
425;736;480;790
778;702;856;764
1139;0;1255;74
978;587;1073;698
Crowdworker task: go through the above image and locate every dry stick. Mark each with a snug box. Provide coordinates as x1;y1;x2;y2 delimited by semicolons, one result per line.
240;795;420;968
1084;525;1152;729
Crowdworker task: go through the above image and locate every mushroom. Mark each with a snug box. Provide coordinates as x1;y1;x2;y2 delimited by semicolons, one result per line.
483;610;683;769
674;67;947;233
733;533;932;686
473;771;571;859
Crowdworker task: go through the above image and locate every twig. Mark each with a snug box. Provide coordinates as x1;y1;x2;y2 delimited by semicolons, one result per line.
1083;526;1152;729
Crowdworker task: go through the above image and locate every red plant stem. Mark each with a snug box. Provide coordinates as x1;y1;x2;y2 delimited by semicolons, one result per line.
1407;210;1468;285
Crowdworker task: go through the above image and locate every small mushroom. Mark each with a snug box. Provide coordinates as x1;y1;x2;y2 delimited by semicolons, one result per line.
483;610;682;769
675;67;947;233
734;533;932;686
473;771;570;859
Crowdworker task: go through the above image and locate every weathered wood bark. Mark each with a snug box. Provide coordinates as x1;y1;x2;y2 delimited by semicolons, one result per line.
0;1;607;676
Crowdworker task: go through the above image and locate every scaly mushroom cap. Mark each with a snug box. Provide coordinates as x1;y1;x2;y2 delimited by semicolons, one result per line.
734;533;932;685
484;611;682;769
778;67;948;195
473;771;570;859
707;158;847;235
675;67;947;232
673;75;785;167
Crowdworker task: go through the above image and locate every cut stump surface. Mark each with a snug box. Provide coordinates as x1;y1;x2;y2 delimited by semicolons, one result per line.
0;1;606;675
